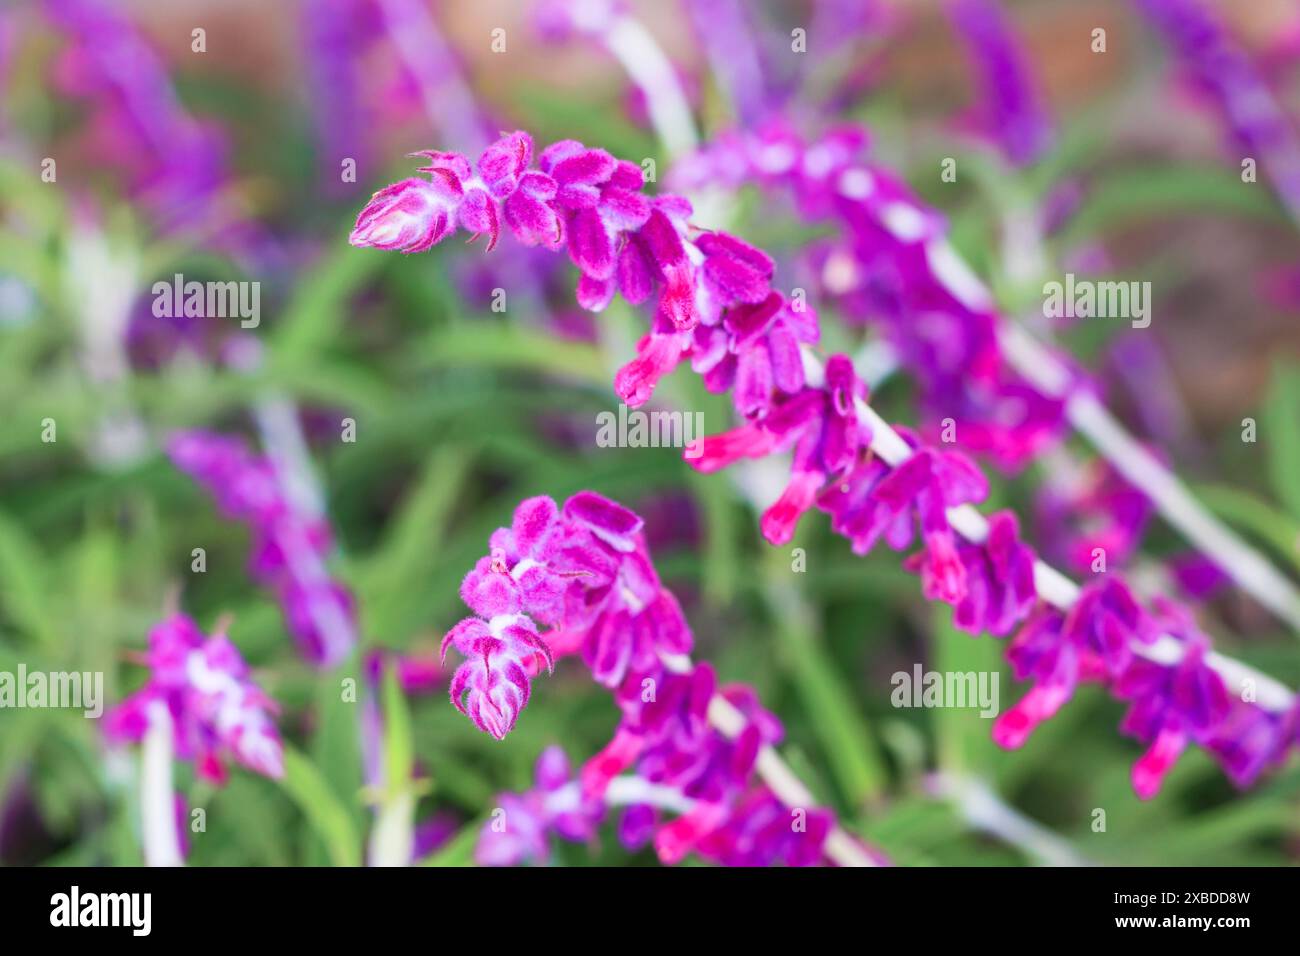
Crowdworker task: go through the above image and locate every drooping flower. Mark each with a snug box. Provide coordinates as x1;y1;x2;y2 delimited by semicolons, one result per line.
995;577;1159;749
440;492;692;739
352;131;828;417
104;614;283;782
672;123;1069;469
453;493;868;866
1112;609;1230;798
1034;457;1153;575
1136;0;1300;218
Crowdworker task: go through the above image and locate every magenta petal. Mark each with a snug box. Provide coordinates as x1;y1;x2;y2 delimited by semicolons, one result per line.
618;236;656;305
576;273;616;311
567;208;615;279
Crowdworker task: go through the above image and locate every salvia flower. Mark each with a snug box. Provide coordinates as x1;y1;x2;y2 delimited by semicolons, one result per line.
167;430;356;667
105;614;283;782
672;123;1070;469
42;0;248;241
352;130;825;417
1137;0;1300;218
1034;456;1153;575
1112;605;1230;798
452;493;857;865
440;491;691;738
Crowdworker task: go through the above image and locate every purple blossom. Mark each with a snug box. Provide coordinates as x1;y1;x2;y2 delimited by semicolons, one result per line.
1136;0;1300;218
167;430;357;667
450;492;861;865
440;491;692;739
42;0;236;237
476;746;603;866
948;511;1038;637
672;124;1069;469
690;354;871;545
352;131;825;417
1035;457;1153;575
105;614;283;782
1113;611;1229;798
695;789;833;867
946;0;1054;165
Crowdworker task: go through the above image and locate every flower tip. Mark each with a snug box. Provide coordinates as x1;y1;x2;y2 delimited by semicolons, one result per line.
991;709;1031;749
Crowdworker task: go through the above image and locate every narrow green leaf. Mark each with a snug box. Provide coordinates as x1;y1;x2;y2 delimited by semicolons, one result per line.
279;746;362;867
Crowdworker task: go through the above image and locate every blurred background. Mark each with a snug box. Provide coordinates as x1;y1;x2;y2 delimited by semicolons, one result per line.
1;0;1299;866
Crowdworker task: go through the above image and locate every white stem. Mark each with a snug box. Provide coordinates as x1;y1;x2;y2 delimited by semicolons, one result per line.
929;772;1090;867
547;776;696;817
706;694;879;867
999;322;1300;633
800;346;1297;712
140;703;183;867
368;790;415;867
603;17;698;159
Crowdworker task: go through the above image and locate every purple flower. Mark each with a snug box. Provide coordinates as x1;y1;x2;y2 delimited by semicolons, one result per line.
104;614;283;782
674;123;1069;468
690;354;872;545
996;577;1159;750
1034;458;1153;575
440;492;693;739
1114;626;1229;799
452;493;872;865
946;0;1054;165
349;176;464;253
695;789;834;867
42;0;253;245
948;511;1038;637
1137;0;1300;217
476;746;603;866
351;131;827;416
167;430;357;667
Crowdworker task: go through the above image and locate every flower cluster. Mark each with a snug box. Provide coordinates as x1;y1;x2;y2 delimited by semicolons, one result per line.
1034;457;1153;575
474;746;604;866
689;390;1297;797
441;491;691;738
168;430;357;667
362;130;1298;800
671;122;1069;470
446;493;851;865
350;130;818;417
104;614;283;782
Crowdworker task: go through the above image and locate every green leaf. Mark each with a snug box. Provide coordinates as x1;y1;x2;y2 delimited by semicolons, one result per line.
423;323;609;388
279;746;363;867
1192;483;1300;573
763;549;886;804
420;817;485;867
1262;363;1300;523
381;667;415;801
0;510;57;644
930;604;1006;775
